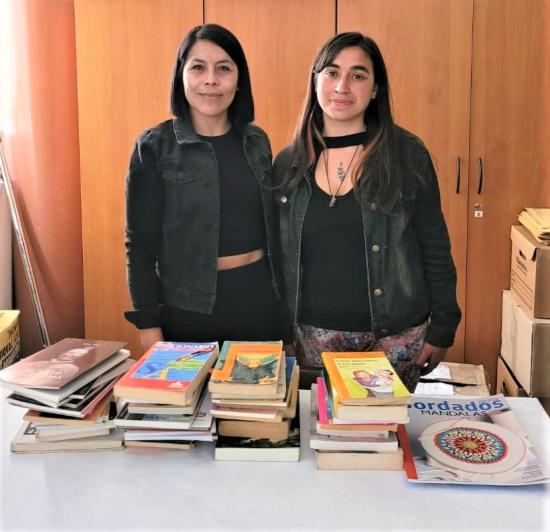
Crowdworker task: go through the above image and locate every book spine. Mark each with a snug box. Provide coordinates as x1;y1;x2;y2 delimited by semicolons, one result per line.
316;377;329;425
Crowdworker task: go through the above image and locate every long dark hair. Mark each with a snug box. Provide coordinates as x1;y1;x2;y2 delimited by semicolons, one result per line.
170;24;254;129
281;32;400;208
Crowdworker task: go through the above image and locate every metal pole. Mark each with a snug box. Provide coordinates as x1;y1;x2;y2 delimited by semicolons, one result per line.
0;135;50;347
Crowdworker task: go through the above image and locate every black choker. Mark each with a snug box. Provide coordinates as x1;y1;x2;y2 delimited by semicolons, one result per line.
323;131;369;149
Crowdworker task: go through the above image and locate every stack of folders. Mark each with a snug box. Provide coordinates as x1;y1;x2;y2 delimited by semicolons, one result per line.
209;341;301;462
312;351;411;470
518;208;550;244
113;341;219;449
0;338;133;453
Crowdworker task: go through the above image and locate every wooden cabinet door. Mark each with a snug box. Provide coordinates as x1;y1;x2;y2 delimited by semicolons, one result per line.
466;0;550;387
205;0;335;154
75;0;203;356
338;0;474;362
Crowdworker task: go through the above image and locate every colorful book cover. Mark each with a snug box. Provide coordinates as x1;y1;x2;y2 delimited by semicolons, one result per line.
210;341;283;386
116;341;218;393
0;338;128;389
402;394;549;485
321;351;410;403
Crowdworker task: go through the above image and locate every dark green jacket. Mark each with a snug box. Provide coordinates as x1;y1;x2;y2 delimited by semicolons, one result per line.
124;117;278;329
273;127;461;348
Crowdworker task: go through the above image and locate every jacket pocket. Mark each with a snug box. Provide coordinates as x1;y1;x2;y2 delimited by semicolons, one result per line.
161;167;203;184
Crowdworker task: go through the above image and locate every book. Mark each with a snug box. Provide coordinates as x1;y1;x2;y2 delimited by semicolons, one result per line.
315;448;404;471
23;391;111;426
7;375;120;418
331;389;409;423
10;422;124;453
214;417;300;462
310;387;398;452
209;341;285;398
124;440;195;450
0;349;130;407
35;424;112;442
0;338;128;389
218;419;291;441
314;382;394;437
114;341;218;406
123;423;216;442
115;391;213;431
212;357;297;407
402;394;550;485
321;351;410;406
211;405;284;422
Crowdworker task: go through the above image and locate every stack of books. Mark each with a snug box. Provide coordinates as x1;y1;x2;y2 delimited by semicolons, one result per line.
113;341;219;449
0;338;133;453
518;208;550;244
209;341;301;462
311;351;410;470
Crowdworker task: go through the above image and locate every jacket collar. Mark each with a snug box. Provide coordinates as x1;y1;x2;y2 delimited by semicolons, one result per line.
172;116;262;144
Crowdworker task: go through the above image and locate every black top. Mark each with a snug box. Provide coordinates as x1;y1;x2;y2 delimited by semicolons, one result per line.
199;128;266;256
300;179;372;331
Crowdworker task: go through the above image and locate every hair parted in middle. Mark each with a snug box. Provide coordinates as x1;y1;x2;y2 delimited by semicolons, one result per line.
281;32;401;208
170;23;254;129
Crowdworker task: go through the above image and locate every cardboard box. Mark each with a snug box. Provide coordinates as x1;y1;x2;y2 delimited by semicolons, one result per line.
501;290;550;396
0;310;20;369
510;225;550;318
496;356;527;397
415;362;490;397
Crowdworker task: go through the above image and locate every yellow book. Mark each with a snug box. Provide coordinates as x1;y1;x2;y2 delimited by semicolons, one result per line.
321;351;410;406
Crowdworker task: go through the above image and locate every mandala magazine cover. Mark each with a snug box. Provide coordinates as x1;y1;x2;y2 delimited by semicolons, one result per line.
400;394;549;485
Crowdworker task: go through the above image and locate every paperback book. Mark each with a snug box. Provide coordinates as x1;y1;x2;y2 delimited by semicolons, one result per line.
401;394;549;485
209;341;285;398
321;351;410;406
0;338;128;389
114;341;218;405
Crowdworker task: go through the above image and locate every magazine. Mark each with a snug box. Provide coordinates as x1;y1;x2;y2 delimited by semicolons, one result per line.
401;394;549;485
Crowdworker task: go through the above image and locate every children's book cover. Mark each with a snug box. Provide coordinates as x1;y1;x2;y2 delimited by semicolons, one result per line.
401;394;549;485
116;341;218;392
210;341;283;386
321;352;410;404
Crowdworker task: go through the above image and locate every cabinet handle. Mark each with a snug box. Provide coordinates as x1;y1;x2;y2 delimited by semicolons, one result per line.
455;157;461;194
477;157;484;194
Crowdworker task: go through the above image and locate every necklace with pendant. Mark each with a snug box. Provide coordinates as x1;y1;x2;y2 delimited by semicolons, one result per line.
323;144;361;207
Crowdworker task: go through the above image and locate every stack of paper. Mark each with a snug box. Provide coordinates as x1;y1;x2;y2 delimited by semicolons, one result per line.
518;208;550;244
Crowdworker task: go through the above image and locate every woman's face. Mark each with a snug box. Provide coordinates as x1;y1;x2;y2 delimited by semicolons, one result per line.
315;45;376;128
183;39;238;125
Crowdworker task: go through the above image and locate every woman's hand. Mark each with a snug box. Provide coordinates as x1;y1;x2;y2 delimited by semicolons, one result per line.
416;342;447;375
139;327;164;352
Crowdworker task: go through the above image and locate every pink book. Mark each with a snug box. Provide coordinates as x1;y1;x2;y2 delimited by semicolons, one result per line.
316;376;329;424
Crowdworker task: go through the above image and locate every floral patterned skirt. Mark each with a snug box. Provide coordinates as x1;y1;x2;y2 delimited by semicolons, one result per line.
295;321;428;392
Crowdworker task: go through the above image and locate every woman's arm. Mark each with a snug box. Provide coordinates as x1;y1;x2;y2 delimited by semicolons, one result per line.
124;130;165;331
411;142;462;351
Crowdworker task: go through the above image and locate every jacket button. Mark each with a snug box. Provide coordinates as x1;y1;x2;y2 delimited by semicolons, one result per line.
280;195;288;204
381;328;388;335
374;288;383;297
370;202;377;211
372;244;380;253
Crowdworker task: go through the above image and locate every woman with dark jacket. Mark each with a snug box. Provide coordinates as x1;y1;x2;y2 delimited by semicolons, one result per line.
125;24;281;351
273;32;461;390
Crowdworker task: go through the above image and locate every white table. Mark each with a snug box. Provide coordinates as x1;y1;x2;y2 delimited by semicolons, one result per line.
1;391;549;532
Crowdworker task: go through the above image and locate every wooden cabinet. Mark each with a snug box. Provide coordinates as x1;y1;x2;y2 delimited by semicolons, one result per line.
338;0;473;365
75;1;549;384
339;0;550;387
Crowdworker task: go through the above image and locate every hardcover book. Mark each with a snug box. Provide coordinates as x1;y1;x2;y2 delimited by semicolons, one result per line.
0;338;128;389
209;341;285;398
321;351;410;406
114;341;218;405
401;394;549;485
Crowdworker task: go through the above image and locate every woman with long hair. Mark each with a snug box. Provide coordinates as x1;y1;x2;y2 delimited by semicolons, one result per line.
125;24;282;351
274;32;461;389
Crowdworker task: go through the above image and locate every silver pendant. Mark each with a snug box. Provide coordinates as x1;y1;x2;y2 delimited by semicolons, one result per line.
329;196;337;208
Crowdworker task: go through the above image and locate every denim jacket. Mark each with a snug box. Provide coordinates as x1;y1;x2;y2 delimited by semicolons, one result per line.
124;117;278;329
273;127;461;348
